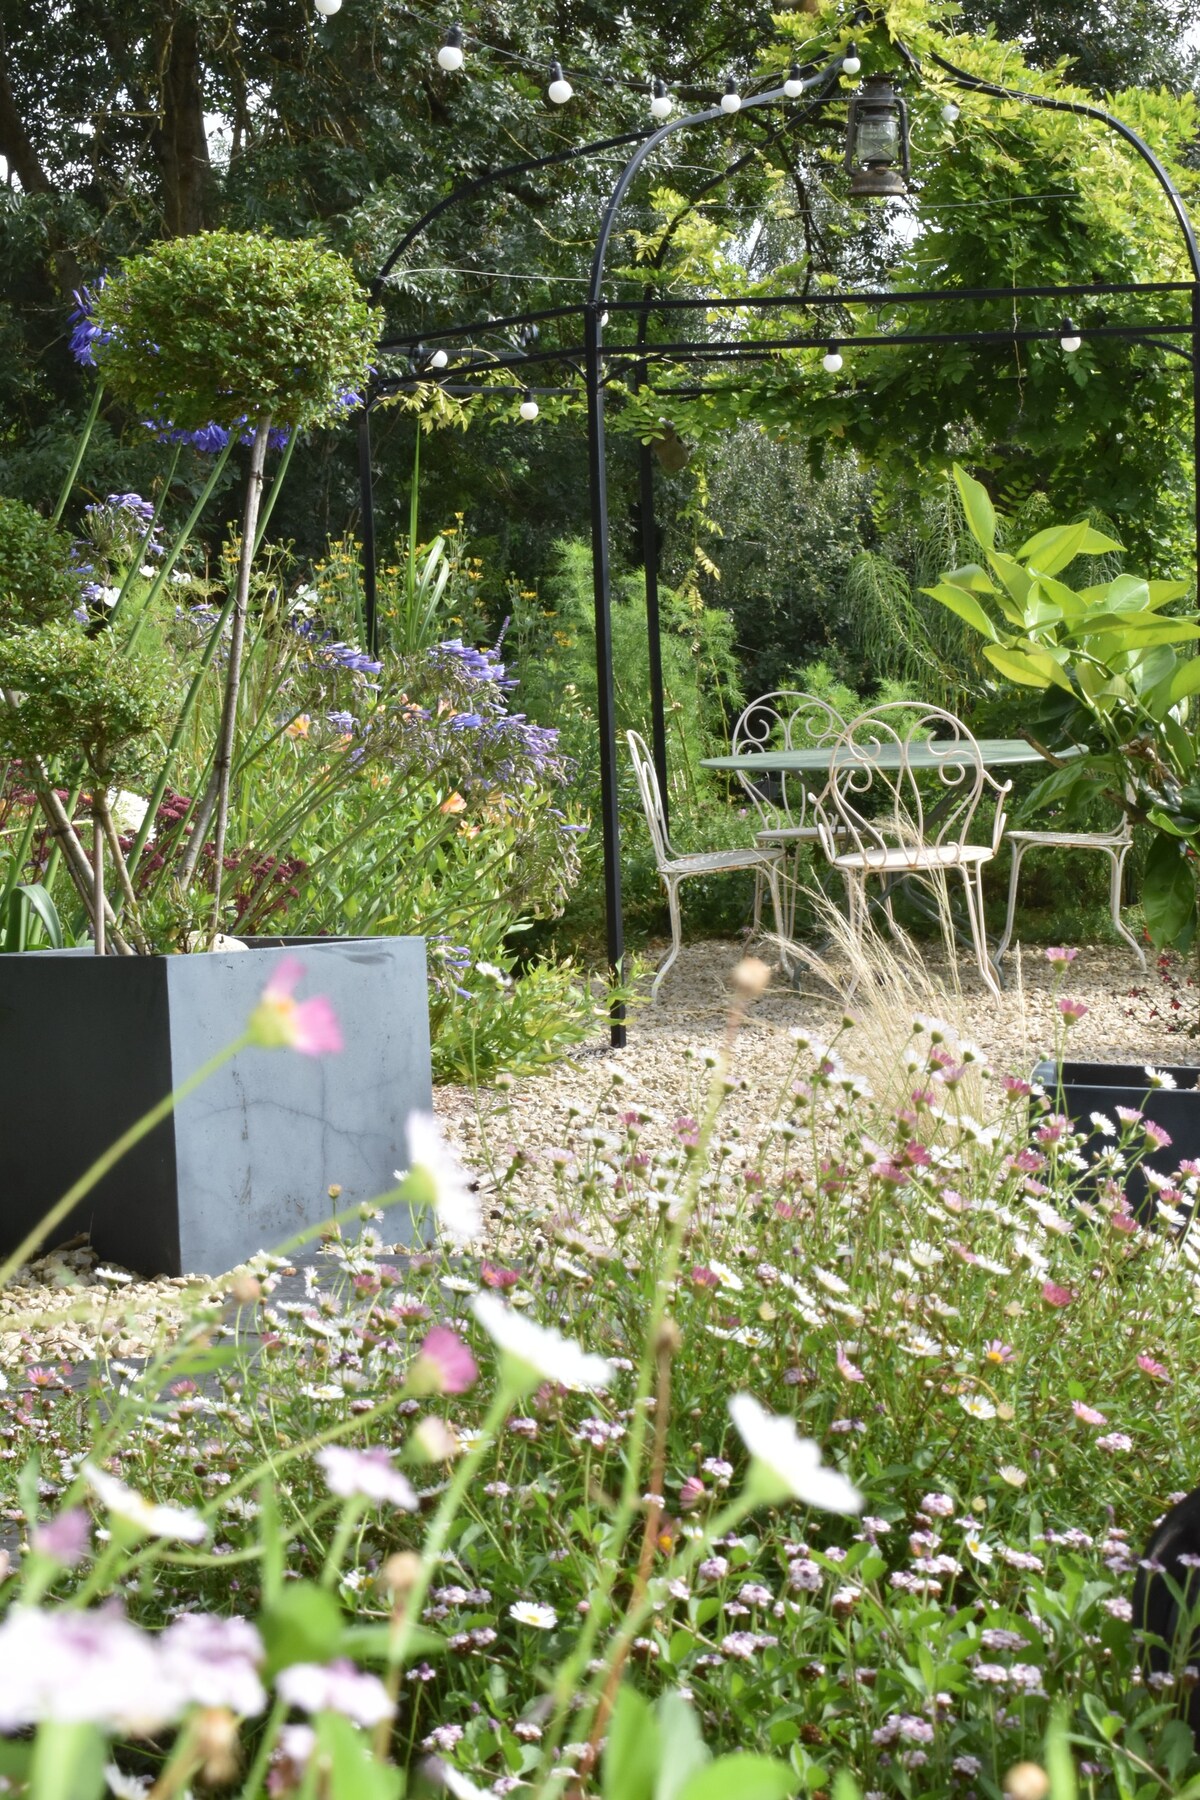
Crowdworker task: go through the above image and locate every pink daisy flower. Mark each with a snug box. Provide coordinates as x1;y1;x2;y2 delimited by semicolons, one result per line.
247;957;342;1055
1045;947;1079;965
1058;997;1088;1023
1136;1354;1171;1382
1041;1282;1074;1308
1072;1400;1107;1426
836;1344;865;1384
1144;1120;1173;1151
411;1325;478;1396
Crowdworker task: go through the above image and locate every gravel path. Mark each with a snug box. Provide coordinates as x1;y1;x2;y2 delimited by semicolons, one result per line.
3;933;1195;1369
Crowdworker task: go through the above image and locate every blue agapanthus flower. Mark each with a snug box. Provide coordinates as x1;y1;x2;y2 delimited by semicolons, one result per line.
68;281;112;367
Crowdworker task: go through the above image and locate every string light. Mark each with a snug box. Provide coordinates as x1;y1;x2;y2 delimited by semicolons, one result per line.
437;25;465;71
547;61;574;104
822;342;844;372
1060;318;1082;353
428;348;450;369
650;78;673;121
720;77;742;114
842;41;861;75
519;391;540;419
941;100;960;123
314;0;342;14
784;64;805;99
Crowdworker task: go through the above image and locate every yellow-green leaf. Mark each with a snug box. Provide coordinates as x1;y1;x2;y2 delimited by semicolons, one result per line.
921;582;998;642
952;464;996;551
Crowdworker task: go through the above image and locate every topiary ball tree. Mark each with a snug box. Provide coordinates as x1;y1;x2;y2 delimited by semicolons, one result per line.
89;229;375;434
89;231;377;936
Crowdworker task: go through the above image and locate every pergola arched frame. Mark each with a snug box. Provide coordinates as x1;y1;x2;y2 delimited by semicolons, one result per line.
357;31;1200;1047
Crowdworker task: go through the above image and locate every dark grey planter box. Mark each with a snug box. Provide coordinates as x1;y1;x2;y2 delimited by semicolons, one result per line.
1033;1058;1200;1217
0;936;432;1277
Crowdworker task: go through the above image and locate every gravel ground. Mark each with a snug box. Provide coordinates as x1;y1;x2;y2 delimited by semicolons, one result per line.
4;932;1196;1370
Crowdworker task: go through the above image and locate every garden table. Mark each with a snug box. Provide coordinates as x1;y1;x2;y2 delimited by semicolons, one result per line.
700;737;1066;969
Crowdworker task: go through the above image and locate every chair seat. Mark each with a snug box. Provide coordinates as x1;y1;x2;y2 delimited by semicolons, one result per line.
660;846;784;877
754;824;822;844
832;843;994;874
1006;829;1128;849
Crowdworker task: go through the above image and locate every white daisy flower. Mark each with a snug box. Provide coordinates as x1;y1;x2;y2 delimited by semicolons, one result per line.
728;1394;862;1515
706;1258;744;1291
83;1462;206;1544
958;1394;996;1420
471;1292;612;1393
1145;1066;1177;1090
509;1601;557;1629
965;1531;994;1564
396;1111;481;1247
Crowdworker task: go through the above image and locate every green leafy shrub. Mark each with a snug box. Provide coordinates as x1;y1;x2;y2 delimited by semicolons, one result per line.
0;496;83;630
0;622;172;787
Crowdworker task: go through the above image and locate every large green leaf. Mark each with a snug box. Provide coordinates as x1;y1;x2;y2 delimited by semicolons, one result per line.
1142;830;1197;949
1165;657;1200;709
942;561;997;593
983;642;1073;691
987;552;1034;614
604;1686;660;1800
1085;621;1200;650
261;1581;344;1677
655;1693;710;1800
28;1724;107;1800
952;464;996;551
1018;522;1122;569
920;582;998;642
676;1754;798;1800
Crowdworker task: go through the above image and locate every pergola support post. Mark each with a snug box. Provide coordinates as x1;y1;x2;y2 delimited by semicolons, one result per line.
638;438;670;832
357;406;379;658
1193;284;1200;593
584;301;627;1047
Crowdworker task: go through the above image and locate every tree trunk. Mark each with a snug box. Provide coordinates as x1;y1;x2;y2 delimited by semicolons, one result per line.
155;7;213;236
205;418;272;937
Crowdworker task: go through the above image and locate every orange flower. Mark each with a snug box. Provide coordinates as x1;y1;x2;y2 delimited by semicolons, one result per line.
439;792;467;815
285;715;311;740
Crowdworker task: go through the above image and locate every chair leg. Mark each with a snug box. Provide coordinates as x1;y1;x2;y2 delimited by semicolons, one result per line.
763;862;793;977
960;864;1002;999
1108;845;1147;969
841;871;866;999
751;867;764;935
995;840;1026;966
652;874;684;1002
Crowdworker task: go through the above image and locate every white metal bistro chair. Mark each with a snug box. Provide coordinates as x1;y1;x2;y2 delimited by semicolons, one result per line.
995;814;1144;969
810;703;1011;999
731;690;845;936
626;730;792;1001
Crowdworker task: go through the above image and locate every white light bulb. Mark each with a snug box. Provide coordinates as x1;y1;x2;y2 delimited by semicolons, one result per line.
1060;328;1082;353
547;62;573;104
519;395;540;421
720;79;741;114
941;100;960;124
822;345;843;373
314;0;342;15
437;27;464;71
842;42;861;75
784;66;804;99
600;310;609;327
650;80;672;120
429;348;449;370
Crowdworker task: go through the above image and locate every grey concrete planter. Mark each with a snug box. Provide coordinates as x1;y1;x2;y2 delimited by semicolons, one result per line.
1033;1058;1200;1219
0;936;432;1277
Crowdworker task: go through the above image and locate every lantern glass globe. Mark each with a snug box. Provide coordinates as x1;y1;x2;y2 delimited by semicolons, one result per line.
314;0;342;15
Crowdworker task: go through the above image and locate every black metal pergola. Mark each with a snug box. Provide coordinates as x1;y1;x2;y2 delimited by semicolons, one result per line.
356;24;1200;1047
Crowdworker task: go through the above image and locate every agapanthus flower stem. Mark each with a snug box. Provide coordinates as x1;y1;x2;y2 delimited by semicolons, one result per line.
51;379;105;524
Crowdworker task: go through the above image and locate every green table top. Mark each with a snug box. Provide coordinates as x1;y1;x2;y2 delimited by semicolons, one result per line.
701;737;1058;774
